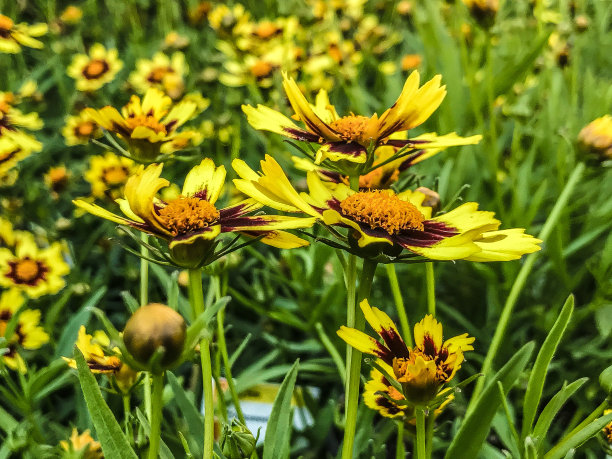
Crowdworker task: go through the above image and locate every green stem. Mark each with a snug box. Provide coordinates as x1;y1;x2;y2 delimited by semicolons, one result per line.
140;233;152;421
341;259;377;459
217;304;246;424
123;395;133;442
396;422;405;459
425;263;436;317
385;264;413;346
469;163;585;407
188;269;215;459
425;411;435;458
148;372;164;459
315;322;346;384
349;174;360;191
415;408;426;459
344;253;357;413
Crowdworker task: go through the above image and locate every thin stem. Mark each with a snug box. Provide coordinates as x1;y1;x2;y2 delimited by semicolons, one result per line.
385;264;413;346
188;269;214;459
217;304;246;424
315;322;346;384
148;372;164;459
396;422;405;459
415;408;426;459
469;163;585;407
123;395;133;442
140;233;152;421
344;253;357;413
349;174;360;191
341;259;377;459
425;262;436;317
425;411;435;458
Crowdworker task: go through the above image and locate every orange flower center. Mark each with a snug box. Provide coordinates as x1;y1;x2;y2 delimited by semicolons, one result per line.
158;196;220;236
340;190;425;234
83;59;109;79
148;67;171;83
0;15;14;32
48;167;68;185
330;115;371;143
102;166;128;185
14;259;41;283
125;115;167;135
77;121;95;136
254;21;281;39
250;60;273;78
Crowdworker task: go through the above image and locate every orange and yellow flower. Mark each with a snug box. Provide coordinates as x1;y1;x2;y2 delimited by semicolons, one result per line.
74;158;316;268
84;152;137;200
578;115;612;160
63;326;122;373
85;87;200;161
243;71;480;168
0;14;47;54
62;109;102;146
0;231;70;298
59;428;103;459
338;300;474;405
0;289;49;372
129;52;187;99
67;43;123;92
233;155;541;261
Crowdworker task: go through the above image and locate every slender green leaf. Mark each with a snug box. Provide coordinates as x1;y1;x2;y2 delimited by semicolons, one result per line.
0;404;17;434
599;364;612;394
522;295;574;439
445;342;534;459
135;408;173;459
533;378;588;453
263;359;299;459
167;371;204;453
74;349;137;459
543;412;612;459
120;291;139;313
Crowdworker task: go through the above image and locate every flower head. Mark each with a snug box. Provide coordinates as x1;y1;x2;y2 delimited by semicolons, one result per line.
0;231;70;298
338;300;474;405
67;43;123;92
578;115;612;160
243;71;480;173
86;87;200;161
0;15;47;54
59;428;103;459
74;158;316;268
233;155;541;262
129;52;187;99
63;325;122;373
84;152;137;200
0;289;49;372
62;109;102;146
0;91;43;152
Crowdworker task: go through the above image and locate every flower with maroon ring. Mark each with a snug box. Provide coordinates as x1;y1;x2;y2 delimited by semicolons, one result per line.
0;231;70;298
242;71;481;168
338;299;475;405
232;155;542;262
73;158;317;268
67;43;123;92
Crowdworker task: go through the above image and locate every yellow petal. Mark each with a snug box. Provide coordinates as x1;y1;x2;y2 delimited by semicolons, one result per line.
242;104;300;136
182;158;226;204
413;315;443;351
465;229;542;262
337;326;381;356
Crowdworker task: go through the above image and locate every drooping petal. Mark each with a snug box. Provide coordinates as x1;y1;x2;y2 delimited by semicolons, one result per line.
73;199;149;231
314;142;367;165
221;215;317;232
465;229;542;262
360;300;410;359
242;104;303;137
337;326;394;364
239;230;311;249
182;158;226;203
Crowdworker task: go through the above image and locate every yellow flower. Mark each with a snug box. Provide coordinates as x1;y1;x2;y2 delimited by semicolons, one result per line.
578;115;612;160
463;0;499;27
338;300;474;405
85;88;199;161
67;43;123;92
0;289;49;372
0;14;47;54
0;91;43;153
218;45;282;89
233;155;542;261
243;71;480;169
74;158;317;268
62;109;102;146
163;31;190;49
44;165;70;197
0;137;35;180
603;409;612;444
84;152;137;199
59;428;103;459
63;326;122;373
60;6;83;25
0;216;15;248
401;54;422;71
0;231;70;298
129;52;187;99
364;361;453;419
207;4;251;37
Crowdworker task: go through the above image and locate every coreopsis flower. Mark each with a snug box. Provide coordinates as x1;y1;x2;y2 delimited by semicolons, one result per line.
578;115;612;160
233;155;542;261
67;43;123;92
242;72;480;175
338;300;474;405
59;428;103;459
73;158;316;268
207;4;251;38
401;54;422;71
603;410;612;444
0;216;15;247
364;362;453;419
59;6;83;25
63;326;122;373
62;109;102;146
0;91;43;152
463;0;499;28
163;31;190;49
0;289;49;372
44;165;70;197
0;14;47;54
129;52;187;99
218;44;283;88
0;137;36;180
85;88;199;161
84;152;136;199
0;231;70;298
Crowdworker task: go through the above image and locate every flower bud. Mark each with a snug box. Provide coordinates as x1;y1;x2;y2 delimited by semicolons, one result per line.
123;303;186;371
220;420;257;459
